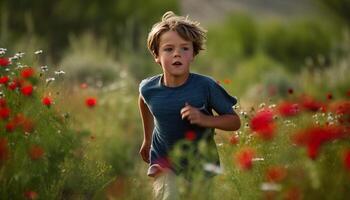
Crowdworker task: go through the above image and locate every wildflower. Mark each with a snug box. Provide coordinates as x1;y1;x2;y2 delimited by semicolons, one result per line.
0;137;9;162
21;85;33;96
292;125;345;160
0;98;6;107
24;190;38;200
80;83;88;89
284;187;302;200
0;76;9;84
327;93;333;100
300;95;326;112
28;145;44;160
343;149;350;172
42;96;53;107
277;101;300;117
0;107;10;119
223;79;231;84
54;70;65;76
266;166;287;182
250;109;276;140
85;97;97;108
203;163;222;174
34;50;43;55
0;57;10;66
21;67;35;79
5;122;15;132
229;134;239;145
8;81;19;90
185;130;196;141
45;77;55;85
235;147;256;170
288;88;294;95
260;182;281;191
40;65;48;72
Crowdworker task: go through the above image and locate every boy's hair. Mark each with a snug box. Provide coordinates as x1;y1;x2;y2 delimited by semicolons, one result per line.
147;11;207;57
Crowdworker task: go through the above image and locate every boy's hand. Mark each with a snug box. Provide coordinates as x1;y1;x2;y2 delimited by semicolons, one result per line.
180;102;208;126
139;141;151;163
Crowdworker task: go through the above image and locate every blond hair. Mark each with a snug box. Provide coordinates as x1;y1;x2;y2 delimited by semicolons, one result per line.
147;11;207;57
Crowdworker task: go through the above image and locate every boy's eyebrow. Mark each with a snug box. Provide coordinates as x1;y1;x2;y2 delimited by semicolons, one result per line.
161;42;191;47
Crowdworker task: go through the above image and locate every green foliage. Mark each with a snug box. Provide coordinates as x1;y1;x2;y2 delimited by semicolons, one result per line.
206;13;258;65
0;50;113;199
261;20;335;72
315;0;350;25
0;0;179;59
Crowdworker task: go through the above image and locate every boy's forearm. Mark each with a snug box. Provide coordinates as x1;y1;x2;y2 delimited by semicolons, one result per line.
202;114;241;131
138;95;154;144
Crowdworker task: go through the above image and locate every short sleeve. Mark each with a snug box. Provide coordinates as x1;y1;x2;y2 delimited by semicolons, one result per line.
208;81;237;115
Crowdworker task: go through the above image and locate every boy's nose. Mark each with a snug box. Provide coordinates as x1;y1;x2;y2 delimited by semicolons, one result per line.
173;48;181;57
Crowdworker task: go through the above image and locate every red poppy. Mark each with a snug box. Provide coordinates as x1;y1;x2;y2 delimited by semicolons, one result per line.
250;109;276;140
42;96;53;107
235;147;255;170
284;187;302;200
21;85;33;96
327;93;333;100
344;149;350;172
21;68;35;79
0;98;6;107
0;107;10;119
266;166;287;182
277;101;300;117
13;114;34;133
223;79;232;84
0;137;9;162
8;81;19;90
0;57;10;67
292;125;345;160
0;76;9;84
24;190;38;200
28;145;44;160
300;95;326;112
288;88;294;95
329;100;350;115
229;134;239;145
347;90;350;97
85;97;97;107
5;122;15;132
185;130;196;141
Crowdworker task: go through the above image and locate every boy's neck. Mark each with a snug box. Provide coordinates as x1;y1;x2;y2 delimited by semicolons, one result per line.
162;73;190;87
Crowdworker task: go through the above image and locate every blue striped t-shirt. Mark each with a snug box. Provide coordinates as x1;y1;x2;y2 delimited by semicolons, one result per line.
139;73;237;175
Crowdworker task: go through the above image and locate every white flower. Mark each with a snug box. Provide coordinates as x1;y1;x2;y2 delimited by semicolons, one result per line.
203;163;223;175
252;157;264;161
40;65;49;72
260;182;281;191
34;50;43;55
54;70;65;76
46;77;55;85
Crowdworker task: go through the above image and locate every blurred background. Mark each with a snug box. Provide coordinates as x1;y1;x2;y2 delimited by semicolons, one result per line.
1;0;349;199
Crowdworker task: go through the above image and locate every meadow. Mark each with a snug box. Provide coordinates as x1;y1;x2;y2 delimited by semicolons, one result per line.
1;1;350;199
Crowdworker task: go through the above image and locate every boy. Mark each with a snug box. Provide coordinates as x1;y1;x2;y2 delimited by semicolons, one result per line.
138;11;241;199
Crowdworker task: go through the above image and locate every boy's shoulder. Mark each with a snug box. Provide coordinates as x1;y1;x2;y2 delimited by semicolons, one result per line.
191;73;217;85
139;74;162;89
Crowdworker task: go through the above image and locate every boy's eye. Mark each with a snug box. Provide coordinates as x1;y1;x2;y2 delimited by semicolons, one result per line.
164;48;172;52
182;47;189;51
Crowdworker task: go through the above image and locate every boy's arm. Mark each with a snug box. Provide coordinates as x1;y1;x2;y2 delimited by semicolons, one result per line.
180;104;241;131
138;95;154;163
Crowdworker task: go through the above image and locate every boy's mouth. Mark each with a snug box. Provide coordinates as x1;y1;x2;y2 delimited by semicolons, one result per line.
172;61;182;66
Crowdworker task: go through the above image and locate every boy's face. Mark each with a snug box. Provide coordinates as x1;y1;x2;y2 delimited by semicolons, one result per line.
155;30;194;78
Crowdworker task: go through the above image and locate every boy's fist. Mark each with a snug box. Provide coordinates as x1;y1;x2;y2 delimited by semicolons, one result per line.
139;141;151;163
